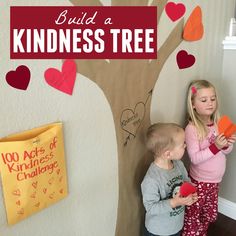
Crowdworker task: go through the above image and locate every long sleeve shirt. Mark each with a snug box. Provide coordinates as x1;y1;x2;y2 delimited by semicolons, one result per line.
185;123;233;183
141;160;190;235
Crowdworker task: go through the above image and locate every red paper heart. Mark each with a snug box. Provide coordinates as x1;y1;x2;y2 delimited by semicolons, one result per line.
180;182;196;197
6;65;31;90
44;60;77;95
165;2;186;22
176;50;195;69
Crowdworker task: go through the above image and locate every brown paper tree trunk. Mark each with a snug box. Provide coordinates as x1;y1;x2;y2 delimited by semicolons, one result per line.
70;0;184;235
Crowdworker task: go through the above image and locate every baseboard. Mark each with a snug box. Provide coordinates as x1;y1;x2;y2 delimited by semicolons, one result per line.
218;197;236;220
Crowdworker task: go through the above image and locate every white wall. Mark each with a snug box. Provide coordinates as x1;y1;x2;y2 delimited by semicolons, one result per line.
0;0;235;236
219;48;236;203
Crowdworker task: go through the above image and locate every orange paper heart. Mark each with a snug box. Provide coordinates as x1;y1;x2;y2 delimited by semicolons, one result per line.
218;115;236;138
183;6;204;41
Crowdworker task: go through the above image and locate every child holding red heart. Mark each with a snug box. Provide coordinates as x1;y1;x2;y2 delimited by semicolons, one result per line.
141;123;197;236
182;80;236;236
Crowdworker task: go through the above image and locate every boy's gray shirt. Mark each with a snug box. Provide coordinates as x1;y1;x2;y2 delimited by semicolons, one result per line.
141;160;190;236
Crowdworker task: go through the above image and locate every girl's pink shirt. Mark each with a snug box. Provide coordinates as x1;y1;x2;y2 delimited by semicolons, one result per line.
185;123;233;183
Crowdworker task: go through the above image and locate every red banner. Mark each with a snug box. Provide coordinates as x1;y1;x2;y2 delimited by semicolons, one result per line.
10;6;157;59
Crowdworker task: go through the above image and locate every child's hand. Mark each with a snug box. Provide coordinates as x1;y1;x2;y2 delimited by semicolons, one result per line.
188;193;198;205
215;134;228;149
170;192;198;208
227;134;236;146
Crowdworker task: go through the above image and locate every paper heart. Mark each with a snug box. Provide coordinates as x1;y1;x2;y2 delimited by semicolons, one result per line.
165;2;186;22
180;182;196;197
218;115;236;138
120;102;145;137
183;6;204;41
176;50;195;69
44;60;77;95
6;65;31;90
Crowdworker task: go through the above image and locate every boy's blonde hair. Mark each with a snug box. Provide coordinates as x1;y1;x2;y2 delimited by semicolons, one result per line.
187;80;220;139
146;123;184;158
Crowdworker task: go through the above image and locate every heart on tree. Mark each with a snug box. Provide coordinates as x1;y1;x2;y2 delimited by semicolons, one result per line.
176;50;195;69
180;182;196;197
5;65;31;90
44;60;77;95
183;6;204;41
165;2;186;22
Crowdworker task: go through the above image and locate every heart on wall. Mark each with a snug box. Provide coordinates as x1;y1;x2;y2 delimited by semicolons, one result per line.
5;65;31;90
165;2;186;22
183;6;204;41
176;50;196;69
44;60;77;95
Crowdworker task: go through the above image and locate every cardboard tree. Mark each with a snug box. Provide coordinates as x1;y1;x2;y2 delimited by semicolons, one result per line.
71;0;185;235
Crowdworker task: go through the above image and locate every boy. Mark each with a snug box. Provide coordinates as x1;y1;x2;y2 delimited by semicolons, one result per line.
141;123;197;236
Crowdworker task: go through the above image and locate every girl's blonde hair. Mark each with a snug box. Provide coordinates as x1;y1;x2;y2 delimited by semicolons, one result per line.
146;123;183;158
187;80;220;139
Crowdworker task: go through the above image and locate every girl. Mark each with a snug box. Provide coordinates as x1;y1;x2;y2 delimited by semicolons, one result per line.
182;80;236;236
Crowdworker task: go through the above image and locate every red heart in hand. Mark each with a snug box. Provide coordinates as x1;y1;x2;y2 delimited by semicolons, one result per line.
165;2;186;22
44;60;77;95
180;182;197;197
176;50;195;69
5;65;31;90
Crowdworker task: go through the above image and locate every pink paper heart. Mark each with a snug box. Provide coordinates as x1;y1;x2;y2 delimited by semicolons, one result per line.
5;65;31;90
44;60;77;95
176;50;195;69
165;2;186;22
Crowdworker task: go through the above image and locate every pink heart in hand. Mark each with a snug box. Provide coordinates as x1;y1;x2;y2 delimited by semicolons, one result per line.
180;182;197;197
6;65;31;90
44;60;77;95
176;50;196;69
165;2;186;22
